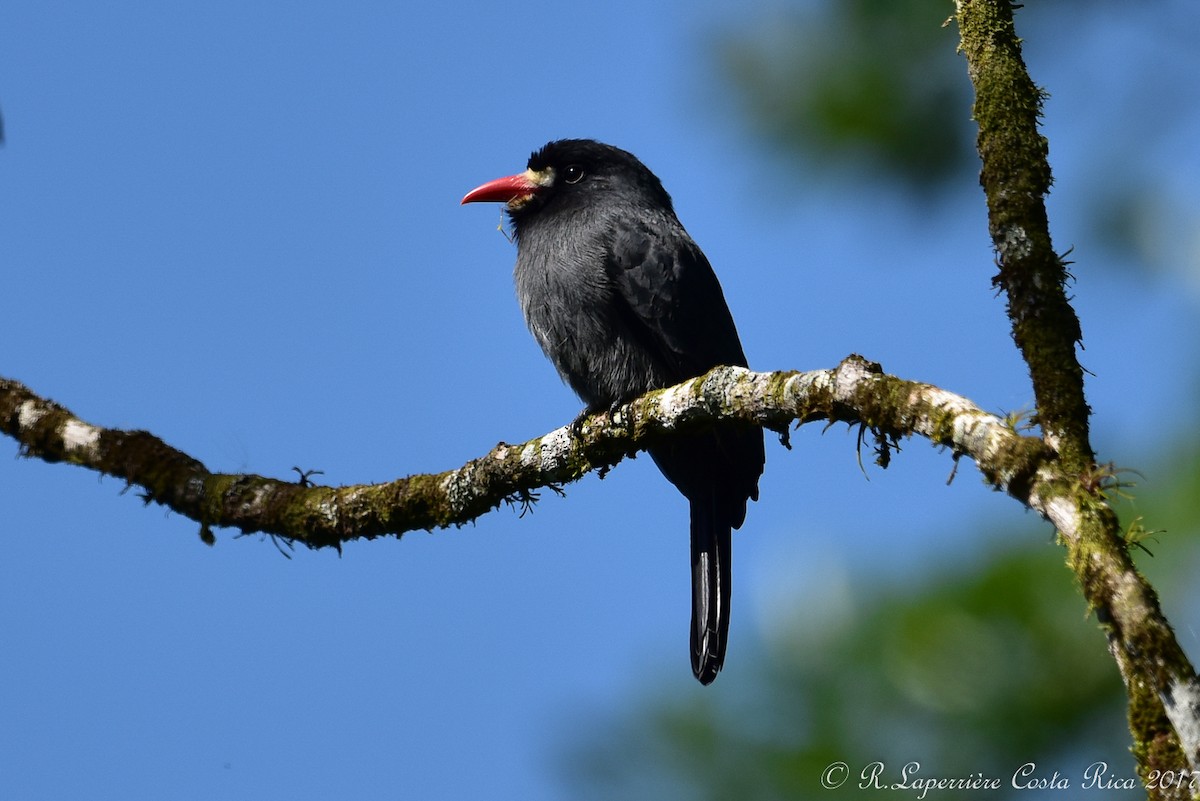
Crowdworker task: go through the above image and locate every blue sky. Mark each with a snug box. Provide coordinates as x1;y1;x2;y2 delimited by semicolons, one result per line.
2;2;1198;799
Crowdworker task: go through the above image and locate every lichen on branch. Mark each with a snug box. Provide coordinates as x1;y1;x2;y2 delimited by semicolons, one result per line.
955;0;1199;789
2;358;1049;548
954;0;1092;471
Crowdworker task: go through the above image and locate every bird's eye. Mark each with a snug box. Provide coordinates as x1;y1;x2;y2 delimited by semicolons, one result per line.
563;164;585;184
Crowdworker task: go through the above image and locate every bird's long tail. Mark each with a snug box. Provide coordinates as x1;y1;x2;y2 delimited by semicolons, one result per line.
690;495;731;685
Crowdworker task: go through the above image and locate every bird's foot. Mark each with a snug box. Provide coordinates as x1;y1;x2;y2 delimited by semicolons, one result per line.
568;399;629;439
568;405;600;439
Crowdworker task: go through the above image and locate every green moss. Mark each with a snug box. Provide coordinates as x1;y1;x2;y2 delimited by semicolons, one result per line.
957;0;1093;472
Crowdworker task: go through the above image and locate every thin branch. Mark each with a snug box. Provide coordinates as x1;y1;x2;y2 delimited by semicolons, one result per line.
4;358;1048;548
956;1;1199;790
955;0;1092;470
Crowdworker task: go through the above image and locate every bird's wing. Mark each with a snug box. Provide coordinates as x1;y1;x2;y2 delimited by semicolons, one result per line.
605;216;749;381
607;212;764;524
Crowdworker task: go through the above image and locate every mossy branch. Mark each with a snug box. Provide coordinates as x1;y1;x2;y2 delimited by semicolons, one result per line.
4;358;1051;548
955;1;1199;791
954;0;1092;471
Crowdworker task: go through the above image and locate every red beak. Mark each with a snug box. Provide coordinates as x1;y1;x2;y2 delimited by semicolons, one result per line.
461;173;540;205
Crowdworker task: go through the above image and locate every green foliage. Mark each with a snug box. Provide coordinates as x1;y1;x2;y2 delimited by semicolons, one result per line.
561;429;1200;799
717;0;973;189
563;544;1137;800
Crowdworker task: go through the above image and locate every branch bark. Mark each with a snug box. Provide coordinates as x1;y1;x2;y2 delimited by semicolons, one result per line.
955;1;1200;792
2;358;1050;547
955;0;1092;470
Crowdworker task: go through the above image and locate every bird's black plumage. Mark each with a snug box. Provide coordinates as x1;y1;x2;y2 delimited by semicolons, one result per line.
465;139;764;684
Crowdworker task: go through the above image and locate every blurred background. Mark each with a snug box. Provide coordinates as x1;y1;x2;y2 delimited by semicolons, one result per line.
2;1;1198;798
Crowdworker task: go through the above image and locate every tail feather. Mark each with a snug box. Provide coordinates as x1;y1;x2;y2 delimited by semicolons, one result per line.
690;497;731;685
650;426;760;685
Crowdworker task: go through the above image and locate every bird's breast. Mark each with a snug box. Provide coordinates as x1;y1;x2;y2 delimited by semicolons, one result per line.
514;236;665;407
515;245;612;360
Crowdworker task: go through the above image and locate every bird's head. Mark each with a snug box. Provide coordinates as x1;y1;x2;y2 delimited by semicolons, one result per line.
461;139;674;229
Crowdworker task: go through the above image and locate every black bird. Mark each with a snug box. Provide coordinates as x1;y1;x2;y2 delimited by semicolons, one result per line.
462;139;764;684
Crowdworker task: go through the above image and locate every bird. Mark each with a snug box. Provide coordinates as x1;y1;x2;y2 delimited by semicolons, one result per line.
462;139;764;684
